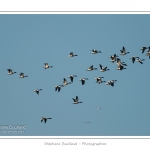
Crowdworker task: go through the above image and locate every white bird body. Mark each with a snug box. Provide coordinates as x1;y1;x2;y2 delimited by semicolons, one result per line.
7;69;17;75
91;49;101;54
136;57;145;64
146;47;150;59
43;63;53;69
116;58;127;66
86;65;97;71
72;96;82;104
116;65;126;70
106;80;117;87
95;77;106;84
19;72;28;78
68;52;78;57
109;54;118;63
120;46;130;55
99;64;109;72
62;78;71;86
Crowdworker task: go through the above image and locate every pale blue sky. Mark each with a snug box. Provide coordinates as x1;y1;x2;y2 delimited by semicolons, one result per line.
0;15;150;136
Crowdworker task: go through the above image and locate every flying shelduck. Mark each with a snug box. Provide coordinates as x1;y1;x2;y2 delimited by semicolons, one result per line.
91;49;101;54
68;75;77;82
41;117;52;123
140;46;147;54
7;69;17;75
86;65;97;71
106;80;117;87
120;46;129;55
136;57;145;64
130;56;138;63
116;59;127;70
62;78;71;86
68;52;78;57
116;64;126;70
43;63;53;69
99;64;110;72
19;72;28;78
55;85;63;92
33;89;42;95
109;54;119;63
79;78;88;85
95;77;106;84
72;96;82;104
146;47;150;59
116;58;127;66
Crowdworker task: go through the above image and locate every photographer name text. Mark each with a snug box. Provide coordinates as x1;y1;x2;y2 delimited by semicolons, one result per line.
0;124;26;134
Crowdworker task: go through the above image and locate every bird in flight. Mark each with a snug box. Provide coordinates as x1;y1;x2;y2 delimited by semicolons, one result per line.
41;117;52;123
130;56;138;63
99;64;110;72
68;52;78;57
90;49;101;54
106;80;117;87
79;78;88;85
62;78;72;86
68;75;77;82
7;69;17;75
55;85;63;92
43;63;53;69
19;72;28;78
140;46;147;54
86;65;97;71
72;96;82;104
95;77;106;84
109;54;119;63
33;89;42;95
120;46;130;55
136;57;145;64
145;47;150;59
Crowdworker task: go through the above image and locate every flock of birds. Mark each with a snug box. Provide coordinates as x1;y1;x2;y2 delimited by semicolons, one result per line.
7;46;150;124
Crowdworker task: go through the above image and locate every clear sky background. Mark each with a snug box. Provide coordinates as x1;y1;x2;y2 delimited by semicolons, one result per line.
0;14;150;136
